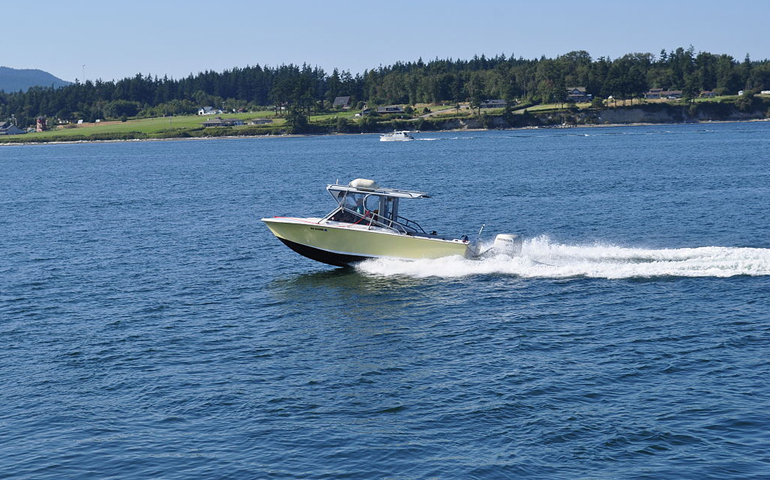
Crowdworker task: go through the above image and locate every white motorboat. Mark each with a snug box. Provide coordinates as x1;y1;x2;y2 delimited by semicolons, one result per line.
380;130;415;141
262;178;522;267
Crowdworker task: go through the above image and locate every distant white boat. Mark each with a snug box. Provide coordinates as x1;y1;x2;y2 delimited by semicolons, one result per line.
380;130;415;141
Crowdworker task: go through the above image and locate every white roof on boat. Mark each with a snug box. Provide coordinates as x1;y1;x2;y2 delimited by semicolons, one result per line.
327;179;430;198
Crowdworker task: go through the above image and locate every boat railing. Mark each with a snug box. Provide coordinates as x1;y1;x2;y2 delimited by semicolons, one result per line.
394;215;426;235
334;207;426;235
363;211;427;235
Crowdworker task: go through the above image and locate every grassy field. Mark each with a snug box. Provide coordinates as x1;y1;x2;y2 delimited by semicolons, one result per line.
0;108;371;143
13;110;283;140
308;110;360;121
13;109;373;141
513;102;591;113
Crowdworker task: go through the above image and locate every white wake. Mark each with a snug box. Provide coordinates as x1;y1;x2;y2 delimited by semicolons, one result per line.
356;236;770;279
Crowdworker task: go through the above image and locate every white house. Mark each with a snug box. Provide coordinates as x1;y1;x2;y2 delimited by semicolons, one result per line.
198;106;220;115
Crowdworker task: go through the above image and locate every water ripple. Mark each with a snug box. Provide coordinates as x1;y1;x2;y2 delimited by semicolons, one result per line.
2;125;770;478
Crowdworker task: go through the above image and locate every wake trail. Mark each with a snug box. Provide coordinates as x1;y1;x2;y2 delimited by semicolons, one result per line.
356;236;770;279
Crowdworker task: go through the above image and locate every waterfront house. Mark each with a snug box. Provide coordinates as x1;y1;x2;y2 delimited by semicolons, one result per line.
202;118;223;127
479;99;507;109
645;89;682;99
0;121;25;135
203;117;245;127
377;105;405;114
566;87;592;103
202;117;244;127
332;96;351;109
645;88;664;99
250;118;273;125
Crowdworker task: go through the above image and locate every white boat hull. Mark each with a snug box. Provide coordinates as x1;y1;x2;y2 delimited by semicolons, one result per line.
380;131;415;141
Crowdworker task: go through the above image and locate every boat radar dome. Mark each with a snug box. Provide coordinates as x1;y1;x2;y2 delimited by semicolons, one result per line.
349;178;379;190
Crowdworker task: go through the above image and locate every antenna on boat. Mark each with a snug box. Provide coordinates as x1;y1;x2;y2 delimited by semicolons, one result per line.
465;224;487;259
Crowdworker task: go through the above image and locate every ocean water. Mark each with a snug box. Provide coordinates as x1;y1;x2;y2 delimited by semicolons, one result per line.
1;123;769;479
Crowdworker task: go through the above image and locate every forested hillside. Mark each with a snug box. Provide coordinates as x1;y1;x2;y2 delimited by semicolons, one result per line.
0;67;71;93
2;47;769;126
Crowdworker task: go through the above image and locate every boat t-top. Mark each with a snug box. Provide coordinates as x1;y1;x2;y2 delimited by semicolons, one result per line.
380;130;415;141
262;178;522;267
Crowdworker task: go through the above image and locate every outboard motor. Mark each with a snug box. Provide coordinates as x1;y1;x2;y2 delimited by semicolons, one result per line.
492;234;523;256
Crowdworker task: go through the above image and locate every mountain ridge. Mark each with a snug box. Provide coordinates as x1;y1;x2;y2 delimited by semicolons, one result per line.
0;66;71;92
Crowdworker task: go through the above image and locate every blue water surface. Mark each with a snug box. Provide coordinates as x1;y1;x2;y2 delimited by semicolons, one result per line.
1;123;769;479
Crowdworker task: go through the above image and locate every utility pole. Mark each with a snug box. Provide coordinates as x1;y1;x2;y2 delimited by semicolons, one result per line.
82;64;86;83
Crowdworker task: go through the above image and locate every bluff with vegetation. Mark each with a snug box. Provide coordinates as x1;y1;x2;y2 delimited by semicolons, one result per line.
1;47;769;129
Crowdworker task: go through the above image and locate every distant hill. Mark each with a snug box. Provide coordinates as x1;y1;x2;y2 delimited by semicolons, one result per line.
0;66;71;92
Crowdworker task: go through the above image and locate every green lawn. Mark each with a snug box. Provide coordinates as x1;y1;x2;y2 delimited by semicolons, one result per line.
15;110;283;140
692;95;738;103
515;103;567;113
309;110;360;121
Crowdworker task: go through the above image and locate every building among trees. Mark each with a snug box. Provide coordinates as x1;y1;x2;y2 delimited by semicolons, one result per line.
0;121;25;135
332;96;351;109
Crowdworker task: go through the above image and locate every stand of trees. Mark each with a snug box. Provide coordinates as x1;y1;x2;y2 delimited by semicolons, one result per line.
2;47;769;127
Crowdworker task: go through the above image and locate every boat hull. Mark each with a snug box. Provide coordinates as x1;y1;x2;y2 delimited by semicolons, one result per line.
263;217;469;266
277;237;369;267
380;132;414;141
380;137;413;142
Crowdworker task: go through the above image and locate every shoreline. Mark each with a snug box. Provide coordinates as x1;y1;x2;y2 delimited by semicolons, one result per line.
1;118;768;147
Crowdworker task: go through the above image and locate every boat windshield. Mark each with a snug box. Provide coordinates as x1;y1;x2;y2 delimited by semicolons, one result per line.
324;181;433;234
332;192;382;218
328;191;426;234
339;192;368;213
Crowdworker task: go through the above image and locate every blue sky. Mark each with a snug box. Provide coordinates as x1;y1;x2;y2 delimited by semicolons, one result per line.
6;0;769;82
